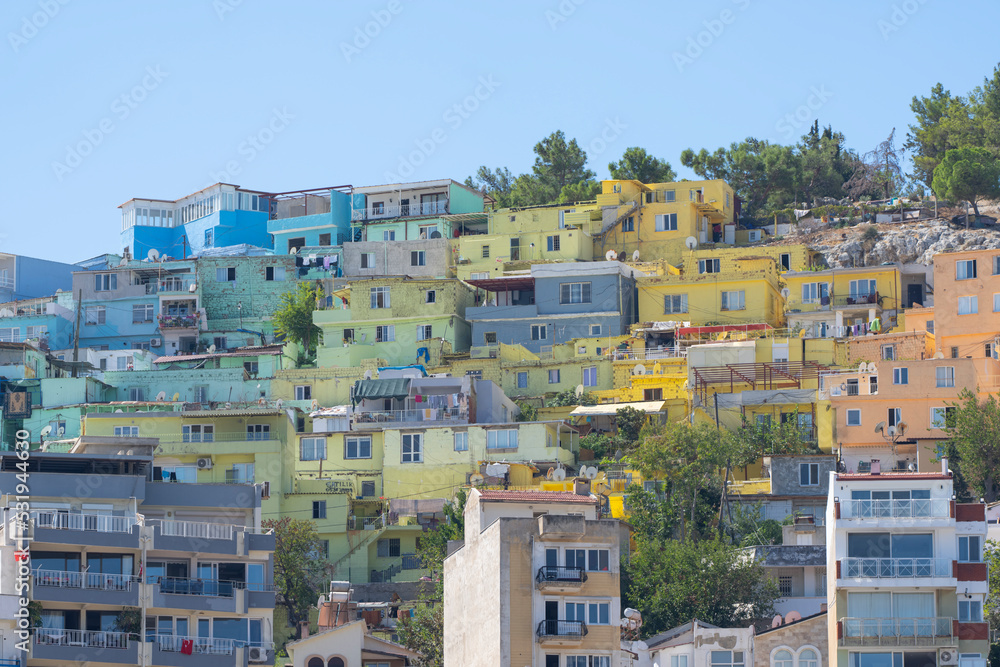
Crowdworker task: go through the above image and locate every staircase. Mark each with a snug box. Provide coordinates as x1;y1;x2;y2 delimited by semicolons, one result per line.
598;194;643;250
328;522;386;580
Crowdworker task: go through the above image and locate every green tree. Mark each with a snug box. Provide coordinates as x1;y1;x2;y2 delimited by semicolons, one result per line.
727;414;820;467
558;179;602;203
608;147;677;183
985;539;1000;666
532;130;595;200
465;166;515;208
614;406;647;448
945;388;1000;502
931;146;1000;218
263;517;326;638
273;282;322;360
622;536;777;637
548;389;597;406
514;400;538;422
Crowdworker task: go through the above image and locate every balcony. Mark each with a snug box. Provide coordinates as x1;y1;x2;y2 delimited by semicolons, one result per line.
606;347;686;361
833;293;881;308
840;558;952;580
536;620;588;644
536;566;587;591
32;569;139;606
352;407;468;429
0;276;14;290
153;576;242;613
352;200;449;222
29;510;139;548
32;629;137;664
838;617;953;646
158;314;200;329
152;636;274;666
151;519;264;555
157;278;197;294
839;499;951;520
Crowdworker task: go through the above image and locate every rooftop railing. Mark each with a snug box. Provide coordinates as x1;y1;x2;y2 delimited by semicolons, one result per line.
840;499;951;519
842;558;952;579
839;617;953;646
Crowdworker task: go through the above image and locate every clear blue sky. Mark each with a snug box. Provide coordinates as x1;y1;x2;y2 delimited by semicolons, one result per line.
3;0;999;263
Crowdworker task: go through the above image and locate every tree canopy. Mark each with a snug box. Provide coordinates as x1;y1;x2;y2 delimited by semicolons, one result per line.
931;146;1000;217
273;282;322;359
263;517;326;638
945;388;1000;503
608;147;677;183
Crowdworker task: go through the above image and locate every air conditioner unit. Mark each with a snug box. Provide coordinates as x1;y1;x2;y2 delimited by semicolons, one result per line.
150;338;162;347
196;457;213;470
938;648;958;665
248;646;266;662
261;481;270;499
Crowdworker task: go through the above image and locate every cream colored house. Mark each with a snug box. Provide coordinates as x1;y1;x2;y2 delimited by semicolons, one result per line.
285;619;416;667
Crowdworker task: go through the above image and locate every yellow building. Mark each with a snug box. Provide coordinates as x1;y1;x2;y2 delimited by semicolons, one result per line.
783;264;903;338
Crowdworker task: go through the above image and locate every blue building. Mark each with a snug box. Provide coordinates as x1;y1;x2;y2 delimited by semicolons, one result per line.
266;186;353;252
0;252;81;303
0;295;76;350
119;183;275;260
465;261;643;353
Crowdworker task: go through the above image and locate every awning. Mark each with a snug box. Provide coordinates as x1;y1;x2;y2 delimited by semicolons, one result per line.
465;276;535;292
570;401;667;416
352;378;411;405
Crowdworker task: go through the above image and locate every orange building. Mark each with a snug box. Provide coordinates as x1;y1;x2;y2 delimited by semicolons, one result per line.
932;248;1000;359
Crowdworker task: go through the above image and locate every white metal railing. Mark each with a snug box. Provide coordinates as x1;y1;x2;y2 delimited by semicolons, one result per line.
156;635;236;655
842;558;952;578
353;407;467;426
606;347;687;361
31;510;135;533
841;499;951;519
34;568;137;591
157;519;235;540
34;628;130;649
839;617;953;645
352;200;448;221
0;277;14;290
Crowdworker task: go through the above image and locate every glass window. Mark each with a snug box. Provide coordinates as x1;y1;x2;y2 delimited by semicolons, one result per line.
671;656;689;667
182;424;214;443
587;549;610;571
711;651;745;667
846;409;861;426
587;602;610;624
301;437;326;461
487;429;518;450
699;259;721;274
959;599;983;622
655;213;678;231
956;259;977;280
517;372;528;389
312;501;326;519
958;295;978;315
583;366;597;387
345;437;372;459
402;433;422;462
800;463;819;486
773;650;793;667
959;535;982;563
454;431;468;452
893;367;908;384
721;291;745;311
531;324;547;340
548;369;560;384
799;650;818;667
936;366;955;387
665;294;688;313
559;282;591;304
370;286;391;308
294;385;312;400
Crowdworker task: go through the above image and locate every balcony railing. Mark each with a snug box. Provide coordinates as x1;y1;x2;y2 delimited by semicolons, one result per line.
842;558;952;579
157;278;196;293
34;628;131;649
30;510;135;533
606;347;687;361
833;293;881;307
841;499;951;519
349;515;385;530
157;519;234;540
536;566;588;584
353;407;467;427
156;635;239;655
34;569;136;591
839;617;953;646
536;620;588;638
158;577;236;597
158;313;200;329
352;200;448;221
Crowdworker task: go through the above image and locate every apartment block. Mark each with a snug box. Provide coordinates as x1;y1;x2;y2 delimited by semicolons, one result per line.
932;249;1000;359
0;438;277;667
349;179;487;243
784;265;904;339
0;253;80;305
827;469;989;667
444;489;625;667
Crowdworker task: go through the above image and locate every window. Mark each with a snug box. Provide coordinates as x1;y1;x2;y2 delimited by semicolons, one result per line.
893;367;908;385
582;366;597;387
114;426;139;437
959;599;984;622
887;407;901;427
560;282;591;304
180;424;213;443
931;407;956;429
882;345;895;360
959;535;982;563
0;327;19;342
377;538;401;558
546;235;561;252
383;230;395;241
849;279;876;297
643;388;663;401
345;436;372;459
778;576;793;596
801;282;829;303
710;651;745;667
956;259;978;280
402;433;423;462
85;305;106;325
936;366;955;387
318;233;331;246
798;650;818;667
243;361;259;376
517;372;528;389
426;290;436;303
371;201;384;214
370;286;390;308
128;387;144;401
481;245;490;258
548;369;560;384
587;602;610;625
773;649;794;667
376;325;395;342
301;437;326;461
132;303;154;323
846;409;861;426
417;325;432;341
215;267;236;282
360;252;376;269
203;228;214;246
454;431;468;452
664;294;688;313
699;258;720;274
294;385;312;400
587;549;610;571
531;324;547;340
483;332;497;345
246;424;269;440
265;266;285;281
487;429;519;450
94;273;117;291
951;346;959;359
410;251;426;266
800;462;819;486
590;324;601;336
621;216;634;232
721;290;745;311
655;213;678;231
466;369;483;379
959;295;978;315
288;236;305;251
312;501;326;519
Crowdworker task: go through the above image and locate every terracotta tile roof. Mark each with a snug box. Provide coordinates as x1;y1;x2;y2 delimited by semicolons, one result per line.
836;473;952;480
477;490;596;504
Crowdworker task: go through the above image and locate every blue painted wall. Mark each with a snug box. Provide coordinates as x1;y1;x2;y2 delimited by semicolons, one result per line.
1;256;80;303
269;190;352;251
123;210;272;259
76;294;164;354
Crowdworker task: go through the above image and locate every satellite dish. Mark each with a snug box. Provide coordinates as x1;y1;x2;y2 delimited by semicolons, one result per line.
0;308;13;318
155;391;167;402
553;468;566;482
275;399;284;409
114;409;124;413
147;249;161;262
685;236;698;250
208;344;217;354
606;250;617;261
40;425;52;437
118;256;129;267
546;468;555;480
311;399;319;410
934;351;945;359
57;426;65;436
614;449;623;462
574;384;584;398
224;402;232;410
858;362;867;373
874;421;887;434
887;425;897;436
781;288;790;298
470;473;484;484
771;614;783;628
785;611;802;623
867;364;877;375
318;595;326;607
364;370;373;380
430;230;442;239
908;462;918;471
584;466;598;480
172;393;181;401
188;284;197;293
896;422;908;436
633;364;646;375
632;249;640;262
289;247;298;255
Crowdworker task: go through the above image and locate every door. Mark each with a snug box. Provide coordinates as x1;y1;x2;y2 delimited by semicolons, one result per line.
544;600;558;635
907;283;923;307
400;198;410;216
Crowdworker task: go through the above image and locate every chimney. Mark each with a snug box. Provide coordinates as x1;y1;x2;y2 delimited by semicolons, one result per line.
942;456;949;475
574;478;591;496
299;620;309;639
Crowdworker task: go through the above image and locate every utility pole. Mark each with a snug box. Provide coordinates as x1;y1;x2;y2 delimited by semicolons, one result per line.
71;289;82;378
